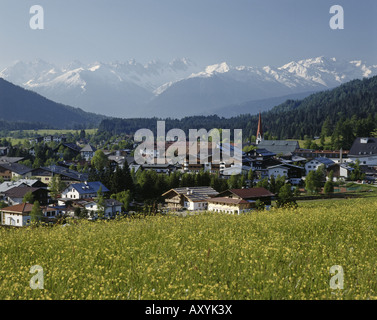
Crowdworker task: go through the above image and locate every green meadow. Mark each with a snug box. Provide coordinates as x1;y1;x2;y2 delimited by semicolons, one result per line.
1;196;377;300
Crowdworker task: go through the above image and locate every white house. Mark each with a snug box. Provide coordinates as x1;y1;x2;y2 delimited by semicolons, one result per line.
266;165;288;179
0;203;33;227
162;187;219;211
80;144;97;161
207;197;251;215
0;203;62;227
349;137;377;166
305;157;335;176
60;181;109;202
84;199;123;219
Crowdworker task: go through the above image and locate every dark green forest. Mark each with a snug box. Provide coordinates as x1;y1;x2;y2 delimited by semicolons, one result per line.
0;78;105;129
98;76;377;150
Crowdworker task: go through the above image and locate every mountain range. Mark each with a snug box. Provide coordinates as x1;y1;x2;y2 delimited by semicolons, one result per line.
1;56;377;119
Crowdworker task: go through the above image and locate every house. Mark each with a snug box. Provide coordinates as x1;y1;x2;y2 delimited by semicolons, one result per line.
1;203;34;227
108;153;126;169
162;186;219;211
53;135;67;143
293;148;349;162
3;186;49;206
304;157;336;176
348;137;377;166
44;135;54;143
266;163;305;184
30;165;88;185
29;136;44;144
257;140;300;157
266;165;289;179
141;163;179;174
60;181;109;201
207;197;252;215
54;143;82;158
84;198;123;219
221;164;252;178
208;187;275;214
0;156;24;164
0;162;33;181
0;179;47;200
0;147;9;156
1;203;62;227
327;163;355;180
81;144;97;161
183;156;222;175
218;187;275;204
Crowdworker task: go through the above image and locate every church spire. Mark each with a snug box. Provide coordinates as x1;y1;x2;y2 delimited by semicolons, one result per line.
256;112;263;145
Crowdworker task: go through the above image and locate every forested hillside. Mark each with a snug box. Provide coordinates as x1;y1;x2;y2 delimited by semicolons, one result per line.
0;78;107;129
98;76;377;149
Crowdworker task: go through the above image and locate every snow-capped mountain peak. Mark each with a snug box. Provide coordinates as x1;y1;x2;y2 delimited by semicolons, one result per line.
0;56;376;118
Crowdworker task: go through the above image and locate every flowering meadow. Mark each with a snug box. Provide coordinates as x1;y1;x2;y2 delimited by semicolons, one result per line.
1;197;377;300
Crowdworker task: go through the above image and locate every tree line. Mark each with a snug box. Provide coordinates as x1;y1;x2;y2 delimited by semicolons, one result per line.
97;75;377;150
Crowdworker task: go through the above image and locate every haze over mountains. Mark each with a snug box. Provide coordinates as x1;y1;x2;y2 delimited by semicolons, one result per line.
1;56;376;119
0;78;106;129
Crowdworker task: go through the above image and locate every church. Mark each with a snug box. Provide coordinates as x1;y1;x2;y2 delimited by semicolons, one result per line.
255;112;299;157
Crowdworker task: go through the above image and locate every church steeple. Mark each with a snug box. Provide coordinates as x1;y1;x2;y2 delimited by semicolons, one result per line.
256;112;263;145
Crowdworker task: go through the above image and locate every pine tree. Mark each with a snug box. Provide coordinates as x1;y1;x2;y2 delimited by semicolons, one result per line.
30;201;43;223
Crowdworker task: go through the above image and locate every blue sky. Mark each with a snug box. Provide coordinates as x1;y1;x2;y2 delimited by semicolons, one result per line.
0;0;376;69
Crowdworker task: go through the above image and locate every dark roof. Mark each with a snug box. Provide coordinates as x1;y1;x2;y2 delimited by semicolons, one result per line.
219;187;275;199
70;182;109;194
4;186;44;198
308;157;335;167
0;162;32;175
255;148;276;157
258;140;299;156
34;165;88;181
162;186;219;202
0;156;24;163
349;137;377;157
58;143;82;153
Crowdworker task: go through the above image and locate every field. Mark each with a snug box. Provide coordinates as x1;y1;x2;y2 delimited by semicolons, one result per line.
1;197;377;300
6;129;98;146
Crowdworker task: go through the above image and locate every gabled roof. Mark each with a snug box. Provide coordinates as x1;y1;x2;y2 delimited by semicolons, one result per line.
349;137;377;157
69;181;109;195
4;187;45;198
55;143;82;153
34;165;88;181
255;148;276;157
81;144;97;152
308;157;335;167
219;187;275;199
0;156;24;163
162;186;219;202
0;162;32;175
1;203;34;215
258;140;299;156
0;179;45;193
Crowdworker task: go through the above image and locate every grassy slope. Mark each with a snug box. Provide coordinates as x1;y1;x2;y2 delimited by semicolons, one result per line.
1;197;377;300
7;129;98;146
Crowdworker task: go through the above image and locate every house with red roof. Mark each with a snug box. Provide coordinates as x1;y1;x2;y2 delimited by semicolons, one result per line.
207;187;275;214
1;203;63;227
